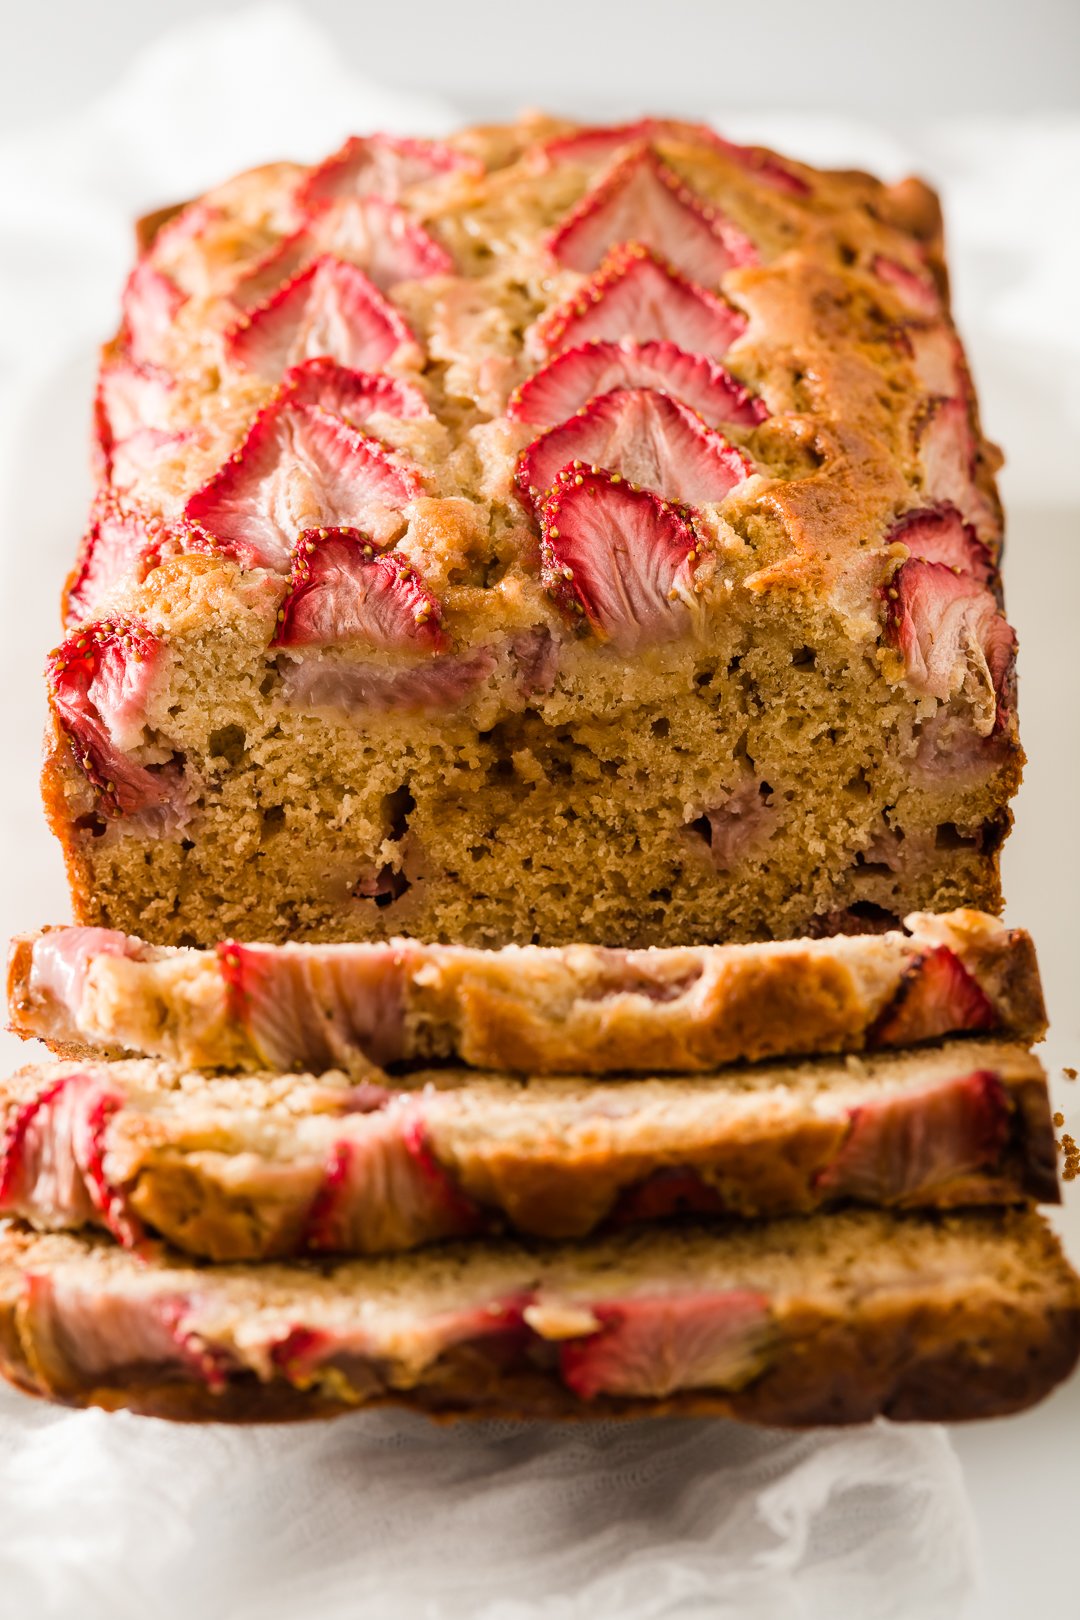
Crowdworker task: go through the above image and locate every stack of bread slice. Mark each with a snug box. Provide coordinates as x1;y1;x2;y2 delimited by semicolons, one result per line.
2;908;1076;1424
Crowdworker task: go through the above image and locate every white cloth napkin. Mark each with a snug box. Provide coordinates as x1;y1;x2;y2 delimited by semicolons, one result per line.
13;4;1076;1613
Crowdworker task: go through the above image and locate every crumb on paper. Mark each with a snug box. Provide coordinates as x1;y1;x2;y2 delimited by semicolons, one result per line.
1053;1112;1065;1128
1060;1133;1079;1182
1064;1067;1078;1081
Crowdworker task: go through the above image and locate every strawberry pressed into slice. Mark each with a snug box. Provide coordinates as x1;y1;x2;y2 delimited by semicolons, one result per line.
119;258;185;365
93;356;176;480
226;256;421;380
48;620;178;818
559;1289;773;1400
539;467;701;651
887;505;996;587
278;358;431;423
873;254;940;315
279;646;497;718
516;387;752;509
297;132;481;210
508;339;766;429
273;529;449;652
883;558;1016;719
65;495;169;624
184;399;423;570
534;120;810;196
916;396;1000;541
546;146;758;283
868;945;999;1047
532;244;747;361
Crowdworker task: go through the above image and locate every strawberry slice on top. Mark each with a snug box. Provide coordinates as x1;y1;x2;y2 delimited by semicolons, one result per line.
184;399;423;571
535;119;810;197
532;244;748;361
887;505;996;587
277;358;432;424
93;357;176;479
273;528;449;652
225;256;420;380
873;254;940;316
297;133;481;210
65;494;183;625
539;466;701;651
915;397;1001;542
515;387;753;509
508;339;766;429
119;258;185;366
883;558;1016;721
547;146;758;284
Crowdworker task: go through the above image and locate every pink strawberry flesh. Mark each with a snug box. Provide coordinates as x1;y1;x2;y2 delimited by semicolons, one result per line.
94;357;175;477
884;558;1016;716
184;398;422;569
539;466;699;651
48;621;175;816
815;1068;1010;1203
873;254;940;315
547;146;758;283
887;504;995;587
226;255;419;381
535;119;809;196
533;244;747;360
216;938;411;1068
28;927;145;1027
279;646;497;717
869;944;999;1047
516;387;752;509
297;132;481;209
560;1289;772;1400
685;779;777;871
66;496;165;624
612;1168;727;1226
279;358;431;422
273;528;449;652
917;397;1000;540
508;339;766;429
120;258;184;364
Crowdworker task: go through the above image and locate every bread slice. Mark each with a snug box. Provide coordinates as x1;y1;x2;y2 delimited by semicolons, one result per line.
43;117;1019;949
0;1210;1074;1424
0;1040;1056;1259
7;909;1045;1076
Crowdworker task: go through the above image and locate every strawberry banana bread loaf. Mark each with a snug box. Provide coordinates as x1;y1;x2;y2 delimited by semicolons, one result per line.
44;117;1019;947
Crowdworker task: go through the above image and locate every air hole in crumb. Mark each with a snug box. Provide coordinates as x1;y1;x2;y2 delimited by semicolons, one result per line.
935;822;977;851
177;932;198;949
790;646;816;669
208;724;247;765
74;813;107;838
649;887;673;904
261;805;286;837
180;838;195;852
694;670;714;688
562;807;579;823
651;717;671;738
353;866;410;908
838;243;858;266
469;844;489;862
382;785;415;843
259;671;278;698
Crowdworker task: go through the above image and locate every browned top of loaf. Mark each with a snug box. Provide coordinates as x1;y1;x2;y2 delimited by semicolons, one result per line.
67;113;1000;666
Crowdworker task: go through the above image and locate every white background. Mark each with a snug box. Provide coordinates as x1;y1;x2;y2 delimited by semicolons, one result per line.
0;3;1079;1615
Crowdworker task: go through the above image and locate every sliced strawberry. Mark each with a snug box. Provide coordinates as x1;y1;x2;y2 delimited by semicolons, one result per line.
109;426;195;493
916;397;1000;540
93;356;175;478
868;944;999;1047
279;646;497;716
559;1289;772;1399
230;199;452;312
516;387;752;509
508;625;559;697
66;493;170;624
25;927;143;1020
273;529;449;652
873;254;940;315
119;258;184;364
887;505;995;587
537;119;810;196
700;132;811;197
815;1069;1009;1203
0;1076;74;1208
508;339;766;429
216;938;409;1068
69;1087;144;1248
278;358;431;423
226;255;420;380
883;557;1016;716
538;466;700;650
532;244;747;361
612;1167;727;1226
684;778;778;871
184;399;422;569
47;620;176;816
547;146;758;283
901;323;968;401
297;132;481;210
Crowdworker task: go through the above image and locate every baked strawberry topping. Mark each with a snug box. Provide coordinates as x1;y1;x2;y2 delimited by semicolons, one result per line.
184;398;422;569
887;504;995;587
297;133;481;210
539;467;700;650
119;258;184;365
560;1289;772;1399
226;256;421;380
816;1069;1009;1203
516;387;752;509
883;557;1016;721
868;944;999;1046
547;146;758;283
278;358;431;423
535;120;809;196
65;493;175;624
278;646;497;716
873;254;940;315
532;245;747;360
47;620;176;816
216;938;409;1068
916;397;1000;540
508;339;766;429
273;529;449;652
230;199;452;311
94;356;175;479
903;324;967;401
